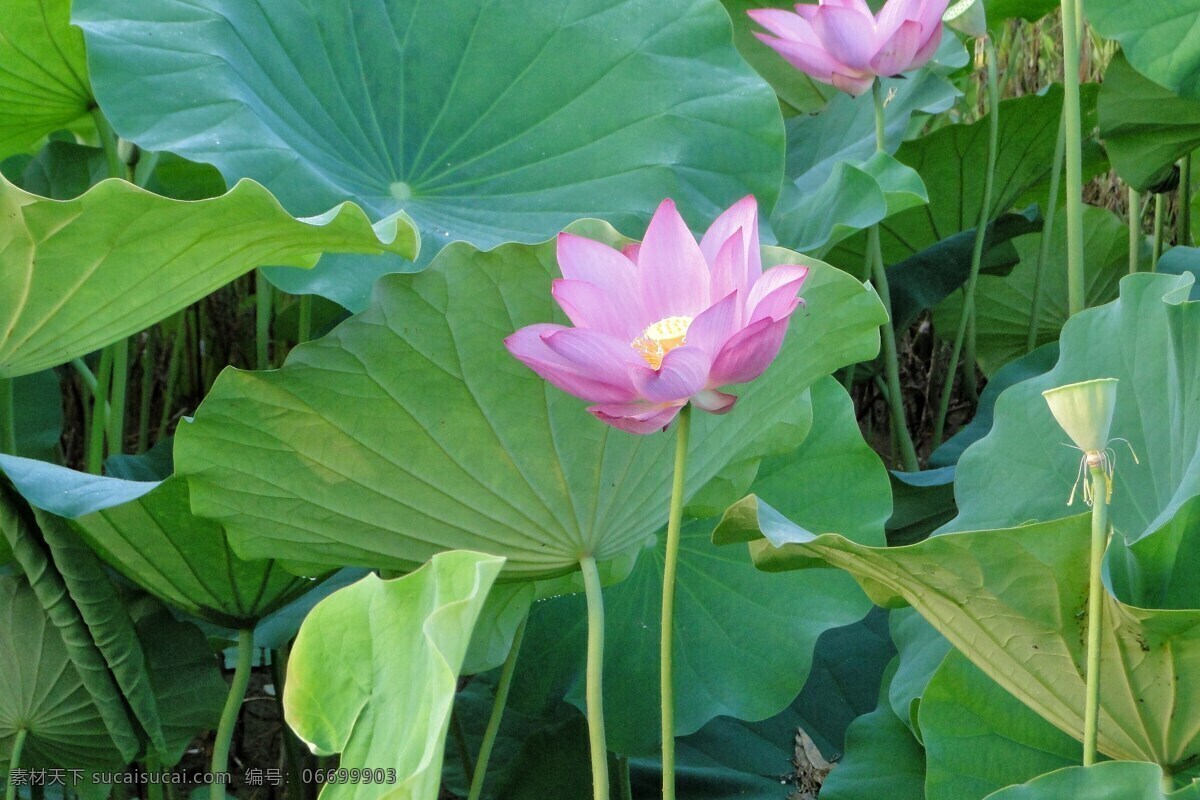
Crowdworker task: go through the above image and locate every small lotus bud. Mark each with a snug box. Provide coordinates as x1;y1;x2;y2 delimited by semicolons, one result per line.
1042;378;1119;454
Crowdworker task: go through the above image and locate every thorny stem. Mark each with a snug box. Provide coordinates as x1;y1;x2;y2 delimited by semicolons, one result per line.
1152;194;1165;272
580;555;610;800
467;616;527;800
868;80;919;472
661;404;691;799
933;37;999;449
1029;112;1067;352
211;629;254;800
1082;459;1110;767
1061;0;1086;316
1128;186;1142;275
5;728;26;800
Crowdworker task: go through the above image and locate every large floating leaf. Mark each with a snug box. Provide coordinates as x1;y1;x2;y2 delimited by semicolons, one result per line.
921;651;1080;800
819;664;925;800
985;762;1200;799
0;486;139;761
510;378;888;753
772;68;959;254
1098;54;1200;192
714;502;1200;769
284;551;504;800
1086;0;1200;100
0;175;418;378
76;0;785;309
176;222;886;580
0;577;123;771
0;0;91;159
945;272;1199;542
0;454;314;628
827;87;1099;275
934;206;1131;375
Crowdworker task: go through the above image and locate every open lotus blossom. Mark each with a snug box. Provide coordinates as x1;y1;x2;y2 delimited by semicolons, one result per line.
505;197;809;435
749;0;951;96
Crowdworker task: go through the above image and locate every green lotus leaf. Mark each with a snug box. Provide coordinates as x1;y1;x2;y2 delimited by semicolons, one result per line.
983;0;1059;23
75;0;785;310
175;222;886;580
775;152;928;254
819;662;925;800
508;377;888;753
1098;54;1200;192
0;454;316;629
0;484;140;761
933;206;1132;376
1085;0;1200;100
0;0;91;159
921;651;1080;800
0;577;123;771
284;551;504;800
984;762;1200;799
888;607;952;736
827;87;1094;274
714;499;1200;769
10;369;63;463
0;174;418;378
944;272;1198;543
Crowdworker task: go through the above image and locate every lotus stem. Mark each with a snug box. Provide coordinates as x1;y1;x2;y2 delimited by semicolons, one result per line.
932;36;999;450
298;294;313;344
211;628;254;800
145;755;165;800
0;379;14;455
617;755;633;800
1082;458;1110;766
1163;771;1174;793
451;709;474;787
868;80;919;472
467;616;526;800
580;555;610;800
269;644;307;799
137;337;154;453
256;270;272;370
1061;0;1086;316
158;312;188;438
107;339;129;456
1152;193;1165;272
660;403;694;799
1029;112;1066;352
1181;154;1192;247
86;347;114;474
1128;186;1141;275
5;727;26;800
92;109;127;182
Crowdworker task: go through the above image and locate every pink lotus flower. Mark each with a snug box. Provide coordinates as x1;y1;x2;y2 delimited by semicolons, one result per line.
505;197;809;435
749;0;950;96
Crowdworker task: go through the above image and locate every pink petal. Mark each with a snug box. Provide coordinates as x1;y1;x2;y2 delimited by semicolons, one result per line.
871;19;923;75
693;389;738;414
915;0;952;41
556;233;643;319
747;8;821;46
552;279;639;340
542;327;645;378
831;70;875;96
589;402;684;435
622;242;641;263
821;0;874;15
753;32;841;82
747;265;809;322
700;195;763;297
811;4;878;70
908;21;943;70
505;324;638;404
709;317;792;387
875;0;925;39
793;3;819;21
637;199;710;321
631;346;712;404
686;291;739;356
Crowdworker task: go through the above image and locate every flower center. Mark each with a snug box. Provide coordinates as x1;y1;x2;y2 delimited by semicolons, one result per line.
631;315;693;370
